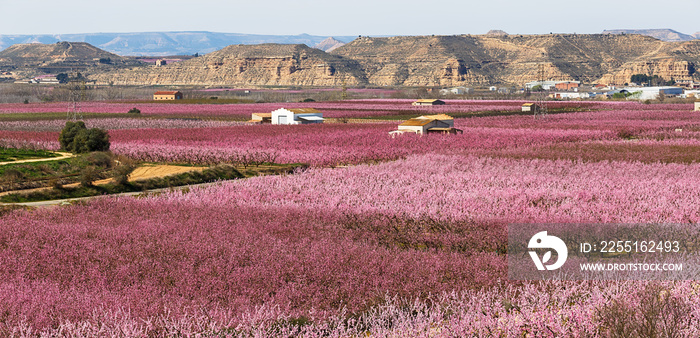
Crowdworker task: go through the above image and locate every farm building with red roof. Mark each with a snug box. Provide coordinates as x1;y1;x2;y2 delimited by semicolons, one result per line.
153;91;183;100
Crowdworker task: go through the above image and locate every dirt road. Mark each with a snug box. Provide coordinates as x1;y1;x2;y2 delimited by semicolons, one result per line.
0;152;74;166
0;164;206;197
91;164;206;185
3;180;225;207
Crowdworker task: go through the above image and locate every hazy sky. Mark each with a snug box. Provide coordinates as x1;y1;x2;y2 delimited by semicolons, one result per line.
0;0;697;36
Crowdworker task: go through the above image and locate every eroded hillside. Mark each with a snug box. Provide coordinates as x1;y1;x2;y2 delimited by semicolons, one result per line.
91;34;700;86
93;44;368;86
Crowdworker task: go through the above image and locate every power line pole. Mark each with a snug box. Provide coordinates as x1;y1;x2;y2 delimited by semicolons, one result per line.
535;63;548;119
67;72;85;121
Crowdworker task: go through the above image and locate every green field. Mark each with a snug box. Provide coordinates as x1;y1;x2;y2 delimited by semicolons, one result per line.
0;162;303;203
0;147;60;162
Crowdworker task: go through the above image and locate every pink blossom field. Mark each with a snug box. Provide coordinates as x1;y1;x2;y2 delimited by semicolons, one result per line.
1;100;700;336
0;99;602;119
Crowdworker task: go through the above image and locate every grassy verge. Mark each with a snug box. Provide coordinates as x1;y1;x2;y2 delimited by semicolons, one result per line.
0;152;112;190
0;148;60;162
1;163;304;203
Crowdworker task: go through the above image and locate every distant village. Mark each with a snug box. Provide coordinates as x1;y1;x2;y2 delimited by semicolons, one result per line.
437;79;700;101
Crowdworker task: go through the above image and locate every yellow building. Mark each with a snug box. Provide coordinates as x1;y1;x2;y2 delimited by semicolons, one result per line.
522;103;540;112
248;113;272;123
412;99;445;106
153;91;183;100
390;114;462;135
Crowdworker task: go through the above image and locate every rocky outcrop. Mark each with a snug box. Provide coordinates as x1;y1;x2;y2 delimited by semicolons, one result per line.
598;60;695;84
91;34;700;87
597;40;700;84
331;34;698;86
93;44;367;86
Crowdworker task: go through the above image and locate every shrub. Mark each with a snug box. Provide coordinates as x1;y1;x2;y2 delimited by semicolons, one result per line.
60;122;110;154
59;121;87;152
74;129;111;154
2;169;24;189
82;152;113;168
48;177;63;190
79;166;98;187
128;108;141;114
112;157;136;185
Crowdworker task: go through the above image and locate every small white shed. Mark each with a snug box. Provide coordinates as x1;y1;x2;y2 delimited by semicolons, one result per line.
271;108;324;125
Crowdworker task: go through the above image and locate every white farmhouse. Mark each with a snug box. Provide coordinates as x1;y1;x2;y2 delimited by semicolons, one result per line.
439;87;472;95
271;108;325;125
390;114;461;135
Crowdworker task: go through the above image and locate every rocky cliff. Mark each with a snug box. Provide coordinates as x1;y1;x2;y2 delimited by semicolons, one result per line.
331;34;700;86
597;40;700;84
92;34;700;87
93;44;367;86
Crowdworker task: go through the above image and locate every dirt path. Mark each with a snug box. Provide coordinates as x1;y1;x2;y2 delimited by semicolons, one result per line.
0;164;206;197
1;180;227;208
91;164;206;185
0;152;75;166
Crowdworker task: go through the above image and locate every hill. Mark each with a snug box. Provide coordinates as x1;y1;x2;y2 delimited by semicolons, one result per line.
0;41;139;76
0;32;358;56
330;34;700;86
602;29;696;42
91;34;700;87
92;44;368;87
313;37;346;52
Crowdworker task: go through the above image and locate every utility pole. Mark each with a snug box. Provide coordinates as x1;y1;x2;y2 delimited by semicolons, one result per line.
67;72;85;121
535;63;548;119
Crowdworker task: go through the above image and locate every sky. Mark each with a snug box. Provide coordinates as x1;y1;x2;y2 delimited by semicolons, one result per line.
0;0;698;36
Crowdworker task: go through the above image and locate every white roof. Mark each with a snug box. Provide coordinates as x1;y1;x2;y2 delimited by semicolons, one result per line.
297;115;324;121
625;86;682;92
